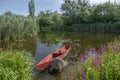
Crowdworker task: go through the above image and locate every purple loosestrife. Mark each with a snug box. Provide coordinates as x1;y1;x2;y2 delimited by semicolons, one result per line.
80;67;87;80
78;53;88;62
88;48;96;59
110;43;120;54
90;48;96;54
82;75;86;80
99;47;106;54
92;57;101;66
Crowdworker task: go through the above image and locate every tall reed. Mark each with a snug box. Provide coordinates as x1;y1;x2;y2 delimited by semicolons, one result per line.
70;22;120;33
0;14;38;41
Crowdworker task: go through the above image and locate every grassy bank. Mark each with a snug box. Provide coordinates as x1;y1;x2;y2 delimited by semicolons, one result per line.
74;39;120;80
0;50;33;80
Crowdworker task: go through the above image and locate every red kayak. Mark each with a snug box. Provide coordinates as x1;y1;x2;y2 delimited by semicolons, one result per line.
36;44;71;70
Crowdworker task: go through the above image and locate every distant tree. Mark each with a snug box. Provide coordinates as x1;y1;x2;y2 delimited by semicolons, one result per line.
4;11;13;15
91;2;120;23
37;10;53;31
37;10;63;31
28;0;35;18
52;11;63;25
61;0;90;25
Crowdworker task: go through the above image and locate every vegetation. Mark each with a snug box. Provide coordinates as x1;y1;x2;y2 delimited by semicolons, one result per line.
61;0;120;33
0;1;120;80
37;10;63;32
0;50;33;80
36;0;120;33
91;2;120;23
0;0;120;41
68;22;120;33
61;0;90;25
0;13;38;41
74;39;120;80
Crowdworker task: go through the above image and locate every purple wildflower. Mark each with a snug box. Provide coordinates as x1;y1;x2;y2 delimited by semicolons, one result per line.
82;75;86;80
80;67;87;80
99;47;106;53
112;45;120;54
78;54;88;61
92;57;101;66
96;54;101;58
90;48;96;54
97;58;101;64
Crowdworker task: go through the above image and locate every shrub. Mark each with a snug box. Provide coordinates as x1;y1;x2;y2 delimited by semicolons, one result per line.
0;50;33;80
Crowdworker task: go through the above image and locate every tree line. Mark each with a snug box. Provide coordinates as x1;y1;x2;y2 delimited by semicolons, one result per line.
0;0;120;41
30;0;120;33
60;0;120;33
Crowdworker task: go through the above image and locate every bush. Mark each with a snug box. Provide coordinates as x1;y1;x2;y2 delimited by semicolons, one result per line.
0;50;33;80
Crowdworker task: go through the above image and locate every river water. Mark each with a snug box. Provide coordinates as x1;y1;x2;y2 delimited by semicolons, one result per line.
0;32;117;80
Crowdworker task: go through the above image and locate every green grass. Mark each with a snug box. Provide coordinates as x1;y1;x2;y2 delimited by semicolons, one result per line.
0;50;33;80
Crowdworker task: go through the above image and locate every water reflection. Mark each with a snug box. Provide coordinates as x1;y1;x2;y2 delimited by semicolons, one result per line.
0;32;116;54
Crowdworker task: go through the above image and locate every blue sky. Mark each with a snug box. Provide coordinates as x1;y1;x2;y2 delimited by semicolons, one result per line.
0;0;119;16
0;0;63;15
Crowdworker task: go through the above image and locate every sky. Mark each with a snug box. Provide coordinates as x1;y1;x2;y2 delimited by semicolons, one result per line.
0;0;119;16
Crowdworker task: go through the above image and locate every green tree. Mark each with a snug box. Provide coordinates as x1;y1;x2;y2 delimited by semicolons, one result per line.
29;0;35;18
4;11;13;15
51;11;63;30
37;10;63;31
61;0;90;25
90;2;120;23
37;10;53;31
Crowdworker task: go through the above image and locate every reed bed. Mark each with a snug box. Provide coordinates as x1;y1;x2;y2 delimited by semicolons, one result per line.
0;14;38;41
71;22;120;33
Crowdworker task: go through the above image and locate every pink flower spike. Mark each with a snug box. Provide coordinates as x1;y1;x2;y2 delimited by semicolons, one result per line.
90;48;96;54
